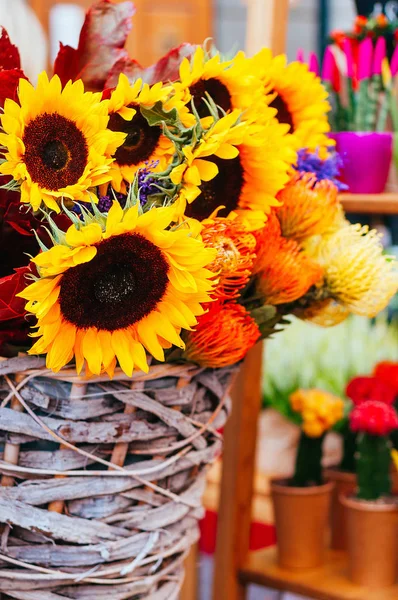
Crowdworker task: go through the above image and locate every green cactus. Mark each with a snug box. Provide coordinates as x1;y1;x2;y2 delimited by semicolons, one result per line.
291;432;325;487
340;425;357;473
356;433;392;501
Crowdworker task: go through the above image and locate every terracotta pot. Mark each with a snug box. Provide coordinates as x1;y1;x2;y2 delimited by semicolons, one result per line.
324;468;357;551
271;479;334;569
342;495;398;588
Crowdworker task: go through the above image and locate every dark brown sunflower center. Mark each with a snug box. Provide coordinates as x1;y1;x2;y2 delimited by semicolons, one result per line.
108;106;162;166
269;92;295;132
23;113;88;190
189;77;232;118
59;232;169;331
42;140;69;170
185;155;244;221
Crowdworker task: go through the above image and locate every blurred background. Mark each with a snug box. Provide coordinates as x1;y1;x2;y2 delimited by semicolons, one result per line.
1;0;357;81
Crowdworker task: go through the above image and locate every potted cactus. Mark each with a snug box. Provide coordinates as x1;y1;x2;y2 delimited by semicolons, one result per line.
342;399;398;588
271;389;344;569
327;373;397;549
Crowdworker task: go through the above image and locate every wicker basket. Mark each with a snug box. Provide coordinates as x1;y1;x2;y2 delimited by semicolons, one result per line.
0;355;237;599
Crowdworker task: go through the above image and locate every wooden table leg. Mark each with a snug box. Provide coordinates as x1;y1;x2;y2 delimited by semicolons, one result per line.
212;343;264;600
180;542;198;600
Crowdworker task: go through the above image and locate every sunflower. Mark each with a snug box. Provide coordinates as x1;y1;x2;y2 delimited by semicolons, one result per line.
304;224;398;317
184;301;260;368
18;201;216;377
200;212;257;300
251;49;332;152
174;46;264;124
256;236;324;305
276;173;344;242
105;74;180;192
171;110;296;224
0;73;125;212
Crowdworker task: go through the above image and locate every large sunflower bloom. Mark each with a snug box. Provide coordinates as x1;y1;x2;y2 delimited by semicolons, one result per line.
256;236;324;305
105;74;179;192
174;46;264;125
251;49;332;152
304;224;398;317
184;301;260;368
276;173;343;243
171;110;296;224
18;202;216;377
0;73;125;212
201;212;257;300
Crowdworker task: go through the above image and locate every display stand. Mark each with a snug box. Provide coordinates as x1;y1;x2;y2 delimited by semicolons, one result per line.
212;5;398;600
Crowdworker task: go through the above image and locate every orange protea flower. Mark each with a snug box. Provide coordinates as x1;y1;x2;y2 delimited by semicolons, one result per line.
201;213;257;300
256;236;324;305
276;173;343;242
252;210;282;274
184;301;260;367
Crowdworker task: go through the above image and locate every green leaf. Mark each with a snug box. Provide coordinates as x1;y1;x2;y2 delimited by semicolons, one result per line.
140;101;179;127
251;304;277;324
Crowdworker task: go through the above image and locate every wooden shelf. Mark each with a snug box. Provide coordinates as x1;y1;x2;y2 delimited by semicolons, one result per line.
339;193;398;214
239;547;398;600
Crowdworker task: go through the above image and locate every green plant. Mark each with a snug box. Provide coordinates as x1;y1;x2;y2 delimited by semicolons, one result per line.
263;314;398;419
350;400;398;500
290;389;345;487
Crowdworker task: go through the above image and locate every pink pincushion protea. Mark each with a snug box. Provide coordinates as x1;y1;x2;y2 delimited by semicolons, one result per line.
350;400;398;436
346;376;397;406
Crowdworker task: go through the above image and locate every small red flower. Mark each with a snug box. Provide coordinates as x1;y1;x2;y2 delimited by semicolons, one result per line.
373;362;398;395
350;400;398;436
346;376;396;406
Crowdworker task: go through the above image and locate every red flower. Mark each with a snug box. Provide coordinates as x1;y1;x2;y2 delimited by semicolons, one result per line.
350;400;398;436
346;376;396;406
373;362;398;395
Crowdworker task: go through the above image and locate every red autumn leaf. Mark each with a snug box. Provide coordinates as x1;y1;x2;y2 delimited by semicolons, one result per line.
143;43;196;84
53;0;135;91
105;43;196;88
0;28;21;71
0;266;30;322
0;69;27;108
52;43;79;88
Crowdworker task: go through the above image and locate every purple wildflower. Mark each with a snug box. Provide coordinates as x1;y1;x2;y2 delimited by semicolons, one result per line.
295;148;347;191
137;161;160;206
98;192;127;213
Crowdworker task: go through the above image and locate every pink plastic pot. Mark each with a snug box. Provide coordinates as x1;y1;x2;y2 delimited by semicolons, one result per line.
329;132;392;194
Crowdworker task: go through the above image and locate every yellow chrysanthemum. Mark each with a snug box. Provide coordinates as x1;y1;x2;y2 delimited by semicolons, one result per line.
277;173;344;242
106;74;179;192
18;202;216;377
174;46;265;126
251;49;332;152
290;389;345;438
304;224;398;317
171;109;296;225
0;73;125;212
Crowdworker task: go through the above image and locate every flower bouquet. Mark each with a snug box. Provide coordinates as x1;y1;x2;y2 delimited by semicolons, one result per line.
0;0;396;595
271;389;344;569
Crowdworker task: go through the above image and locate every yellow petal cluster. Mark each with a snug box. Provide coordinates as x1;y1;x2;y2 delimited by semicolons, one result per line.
304;224;398;317
290;389;345;437
250;49;332;153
